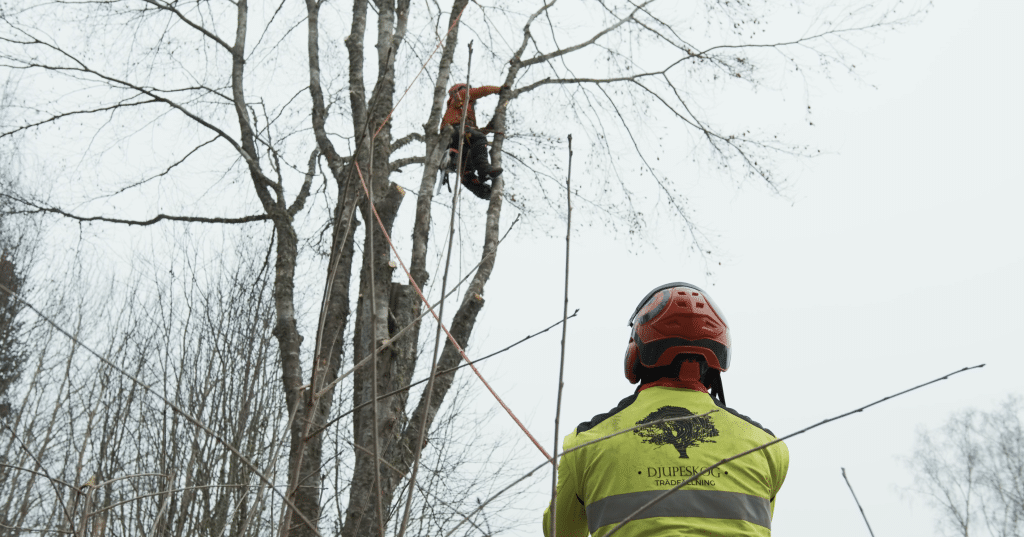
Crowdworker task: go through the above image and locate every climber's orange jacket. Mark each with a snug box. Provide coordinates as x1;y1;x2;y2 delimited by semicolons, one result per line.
442;85;501;128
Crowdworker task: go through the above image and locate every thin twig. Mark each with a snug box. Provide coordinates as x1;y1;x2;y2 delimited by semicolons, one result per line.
353;161;552;460
367;50;387;537
309;308;579;441
842;467;877;537
91;483;249;517
243;383;304;537
0;462;77;489
93;473;169;489
398;39;474;537
445;411;718;537
348;439;486;535
0;522;72;534
563;411;718;456
550;133;573;537
2;194;269;226
312;214;520;402
601;364;987;537
2;419;76;534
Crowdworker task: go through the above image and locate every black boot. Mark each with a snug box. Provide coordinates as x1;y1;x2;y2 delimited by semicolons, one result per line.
461;173;492;200
469;132;502;178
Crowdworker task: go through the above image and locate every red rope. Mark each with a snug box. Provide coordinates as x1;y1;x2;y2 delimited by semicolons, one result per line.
354;162;552;461
346;1;551;461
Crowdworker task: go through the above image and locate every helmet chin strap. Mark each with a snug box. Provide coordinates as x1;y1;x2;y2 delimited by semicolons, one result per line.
678;360;705;384
685;360;726;405
636;356;725;405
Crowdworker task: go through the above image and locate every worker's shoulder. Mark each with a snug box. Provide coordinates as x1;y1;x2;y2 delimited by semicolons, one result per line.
712;398;777;438
571;388;780;441
575;393;641;435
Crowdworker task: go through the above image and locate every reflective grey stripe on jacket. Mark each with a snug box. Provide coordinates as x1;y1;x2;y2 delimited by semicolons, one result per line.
585;489;771;533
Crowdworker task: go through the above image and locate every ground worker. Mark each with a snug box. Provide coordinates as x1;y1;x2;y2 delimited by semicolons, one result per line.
442;83;504;199
544;282;789;537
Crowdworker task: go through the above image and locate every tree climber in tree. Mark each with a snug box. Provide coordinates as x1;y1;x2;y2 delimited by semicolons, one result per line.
442;83;504;199
544;283;789;537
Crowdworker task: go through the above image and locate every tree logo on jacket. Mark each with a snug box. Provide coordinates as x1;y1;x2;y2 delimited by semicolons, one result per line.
634;406;719;458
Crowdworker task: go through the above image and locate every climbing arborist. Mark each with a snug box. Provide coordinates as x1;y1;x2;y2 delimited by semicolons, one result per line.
442;83;504;199
544;282;789;537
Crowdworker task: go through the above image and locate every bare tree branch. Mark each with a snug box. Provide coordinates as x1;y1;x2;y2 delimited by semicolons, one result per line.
392;131;424;151
139;0;234;53
4;198;270;226
0;28;275;188
288;149;319;216
602;365;987;537
518;1;653;68
390;156;424;172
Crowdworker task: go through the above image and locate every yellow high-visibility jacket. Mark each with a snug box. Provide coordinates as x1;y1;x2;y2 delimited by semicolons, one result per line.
543;386;788;537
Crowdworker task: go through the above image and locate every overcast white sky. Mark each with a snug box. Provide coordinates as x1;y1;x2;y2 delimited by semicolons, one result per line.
6;0;1021;535
463;1;1024;535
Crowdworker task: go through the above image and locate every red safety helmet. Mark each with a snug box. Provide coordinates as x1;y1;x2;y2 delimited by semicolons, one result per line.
448;83;468;102
624;282;731;384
